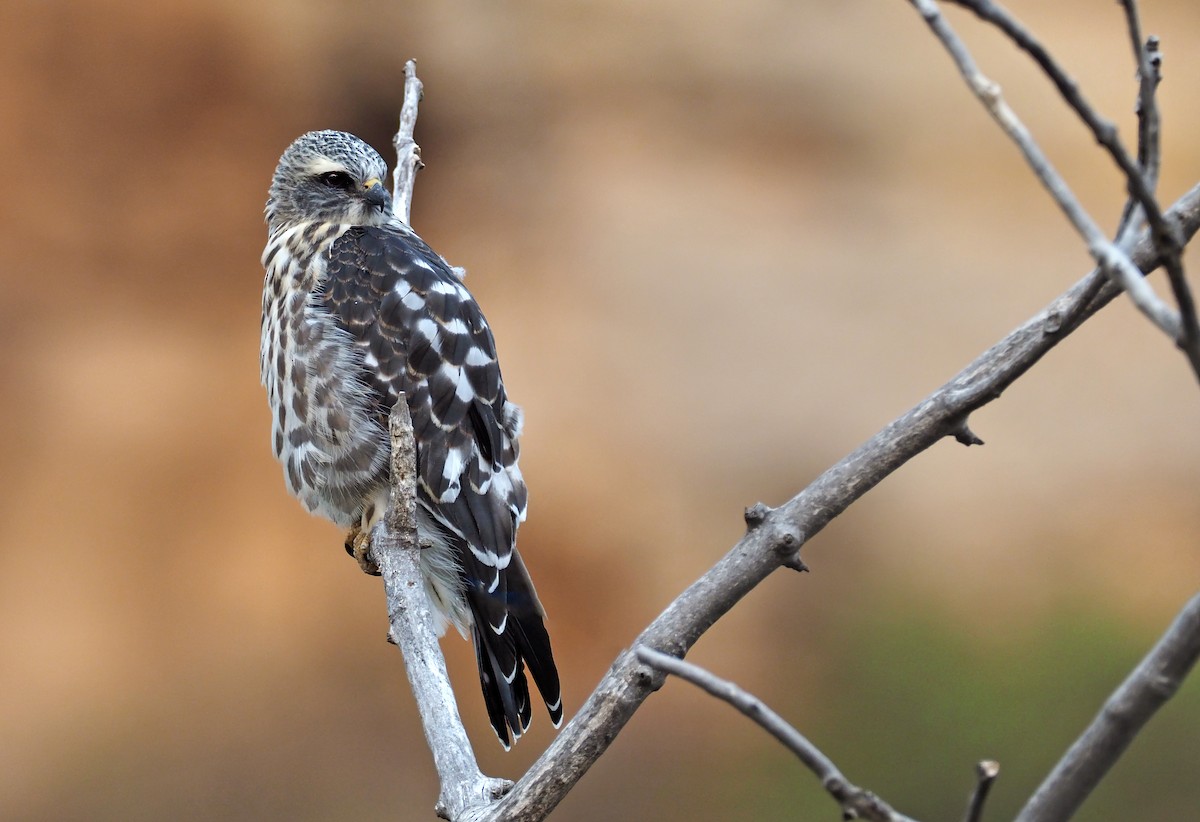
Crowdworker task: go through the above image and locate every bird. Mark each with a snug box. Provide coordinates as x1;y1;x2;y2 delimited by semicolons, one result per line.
259;129;562;748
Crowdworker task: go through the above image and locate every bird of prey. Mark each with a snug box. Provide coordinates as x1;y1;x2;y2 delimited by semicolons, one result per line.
260;129;562;748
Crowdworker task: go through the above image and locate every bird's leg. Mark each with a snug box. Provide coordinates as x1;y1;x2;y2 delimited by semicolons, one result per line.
344;521;381;576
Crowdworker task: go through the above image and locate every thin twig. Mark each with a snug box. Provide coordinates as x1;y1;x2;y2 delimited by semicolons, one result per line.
1015;593;1200;822
636;647;919;822
947;0;1163;234
1114;1;1160;246
1119;1;1162;191
962;760;1000;822
941;0;1200;378
1072;2;1158;323
476;185;1200;821
392;59;424;226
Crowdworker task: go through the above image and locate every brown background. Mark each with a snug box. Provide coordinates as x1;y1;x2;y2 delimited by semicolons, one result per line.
2;1;1199;819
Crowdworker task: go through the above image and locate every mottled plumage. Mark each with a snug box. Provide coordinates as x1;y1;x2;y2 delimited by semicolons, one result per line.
260;130;561;747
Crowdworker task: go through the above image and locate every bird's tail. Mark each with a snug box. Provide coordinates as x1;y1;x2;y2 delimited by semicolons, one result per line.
467;551;562;749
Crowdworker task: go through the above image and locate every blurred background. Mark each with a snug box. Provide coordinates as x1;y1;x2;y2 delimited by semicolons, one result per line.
2;1;1199;819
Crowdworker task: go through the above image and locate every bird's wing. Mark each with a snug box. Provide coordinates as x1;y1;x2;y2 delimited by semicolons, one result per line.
320;224;560;746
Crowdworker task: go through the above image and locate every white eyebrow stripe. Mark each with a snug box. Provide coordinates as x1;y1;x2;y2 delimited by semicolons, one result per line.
306;158;353;177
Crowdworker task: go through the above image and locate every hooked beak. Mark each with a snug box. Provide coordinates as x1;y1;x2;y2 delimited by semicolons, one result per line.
363;178;391;213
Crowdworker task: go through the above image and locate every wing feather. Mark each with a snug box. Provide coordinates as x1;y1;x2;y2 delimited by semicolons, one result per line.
321;224;560;746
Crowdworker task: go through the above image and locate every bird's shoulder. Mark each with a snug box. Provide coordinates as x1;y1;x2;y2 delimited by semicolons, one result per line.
323;225;492;350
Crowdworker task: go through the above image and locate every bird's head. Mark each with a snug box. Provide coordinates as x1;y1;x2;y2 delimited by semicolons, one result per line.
266;130;393;229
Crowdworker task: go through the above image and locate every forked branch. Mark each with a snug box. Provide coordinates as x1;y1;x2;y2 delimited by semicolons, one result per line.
924;0;1200;378
478;184;1200;819
381;42;1200;819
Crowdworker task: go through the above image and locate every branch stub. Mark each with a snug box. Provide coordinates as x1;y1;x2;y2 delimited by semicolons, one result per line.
744;502;771;529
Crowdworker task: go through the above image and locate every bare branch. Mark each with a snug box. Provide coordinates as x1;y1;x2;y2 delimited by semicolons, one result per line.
948;0;1200;376
915;0;1200;379
391;60;424;226
372;400;510;821
962;760;1000;822
1114;1;1160;246
1113;11;1200;369
946;0;1163;229
371;65;511;822
475;183;1200;820
1119;1;1162;191
636;647;919;822
378;46;1200;822
1015;593;1200;822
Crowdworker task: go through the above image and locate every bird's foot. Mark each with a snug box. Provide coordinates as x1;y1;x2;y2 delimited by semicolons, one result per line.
344;524;381;576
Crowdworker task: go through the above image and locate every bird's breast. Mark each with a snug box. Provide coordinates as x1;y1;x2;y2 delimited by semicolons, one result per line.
261;225;389;526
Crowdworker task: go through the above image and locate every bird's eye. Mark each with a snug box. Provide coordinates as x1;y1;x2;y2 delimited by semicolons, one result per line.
318;171;356;189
